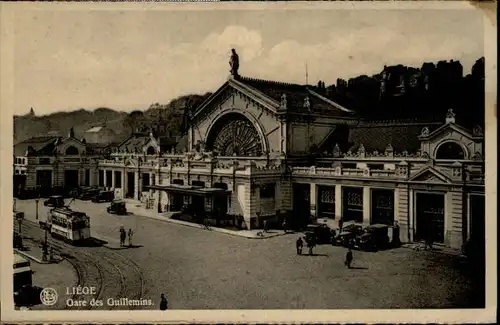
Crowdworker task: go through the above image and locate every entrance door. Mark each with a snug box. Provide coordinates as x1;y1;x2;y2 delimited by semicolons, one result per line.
13;175;26;197
127;172;135;198
171;179;184;211
292;183;310;228
36;170;53;196
371;189;395;225
342;187;363;222
64;170;79;190
213;183;228;218
317;186;335;219
416;193;445;243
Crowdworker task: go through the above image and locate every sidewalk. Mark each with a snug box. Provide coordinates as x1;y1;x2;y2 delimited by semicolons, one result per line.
14;239;63;264
123;200;288;239
402;242;465;257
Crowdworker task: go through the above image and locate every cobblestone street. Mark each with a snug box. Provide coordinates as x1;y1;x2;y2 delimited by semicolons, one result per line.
15;199;482;309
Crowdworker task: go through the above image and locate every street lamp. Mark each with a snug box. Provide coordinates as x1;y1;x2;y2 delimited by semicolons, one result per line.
35;198;39;220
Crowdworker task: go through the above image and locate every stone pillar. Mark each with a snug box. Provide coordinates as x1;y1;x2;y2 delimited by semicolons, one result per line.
310;183;317;219
395;185;410;243
362;186;371;225
111;169;116;189
446;189;464;249
250;184;260;227
103;169;107;188
121;171;126;198
134;171;139;200
335;185;342;228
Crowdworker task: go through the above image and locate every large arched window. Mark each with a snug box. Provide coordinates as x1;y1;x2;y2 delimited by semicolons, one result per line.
146;146;156;155
65;146;79;155
435;141;466;160
206;113;263;156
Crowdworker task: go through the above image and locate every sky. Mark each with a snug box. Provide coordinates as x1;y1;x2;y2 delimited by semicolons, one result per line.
12;6;484;115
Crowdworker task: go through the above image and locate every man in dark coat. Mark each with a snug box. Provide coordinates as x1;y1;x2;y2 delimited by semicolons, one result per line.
307;236;316;255
345;248;353;269
296;237;304;255
159;293;168;310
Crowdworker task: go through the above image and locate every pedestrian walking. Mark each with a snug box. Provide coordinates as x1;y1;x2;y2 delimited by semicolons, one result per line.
307;236;316;255
128;228;134;247
282;219;288;234
345;248;353;269
159;293;168;310
263;220;268;233
119;227;126;247
339;217;344;233
296;237;303;255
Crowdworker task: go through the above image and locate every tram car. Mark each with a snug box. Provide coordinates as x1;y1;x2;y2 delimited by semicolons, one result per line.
46;207;91;244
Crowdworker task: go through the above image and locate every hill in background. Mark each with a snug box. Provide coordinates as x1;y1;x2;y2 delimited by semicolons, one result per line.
13;93;211;145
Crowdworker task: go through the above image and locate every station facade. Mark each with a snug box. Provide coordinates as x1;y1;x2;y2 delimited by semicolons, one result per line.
15;73;485;250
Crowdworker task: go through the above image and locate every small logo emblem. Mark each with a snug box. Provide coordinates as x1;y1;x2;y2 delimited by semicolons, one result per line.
40;287;58;306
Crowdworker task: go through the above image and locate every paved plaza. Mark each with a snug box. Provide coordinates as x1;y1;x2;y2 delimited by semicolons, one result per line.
15;199;482;309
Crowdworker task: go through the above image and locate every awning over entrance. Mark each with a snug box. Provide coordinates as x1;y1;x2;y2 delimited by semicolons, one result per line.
145;184;231;197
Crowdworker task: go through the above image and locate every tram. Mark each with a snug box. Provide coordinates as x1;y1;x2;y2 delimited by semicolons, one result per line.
46;207;91;244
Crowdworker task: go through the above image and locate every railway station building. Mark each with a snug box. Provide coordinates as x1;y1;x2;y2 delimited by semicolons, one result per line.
15;65;485;251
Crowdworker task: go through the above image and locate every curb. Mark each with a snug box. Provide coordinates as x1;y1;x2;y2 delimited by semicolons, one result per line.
131;211;288;239
14;248;51;264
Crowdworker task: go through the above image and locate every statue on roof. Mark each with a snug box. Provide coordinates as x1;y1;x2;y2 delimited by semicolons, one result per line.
229;48;239;77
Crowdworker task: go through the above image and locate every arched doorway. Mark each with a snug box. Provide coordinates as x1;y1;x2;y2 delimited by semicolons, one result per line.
206;113;263;156
146;146;156;155
435;141;466;160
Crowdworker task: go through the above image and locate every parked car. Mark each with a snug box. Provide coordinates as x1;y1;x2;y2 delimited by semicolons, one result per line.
107;200;127;215
333;222;364;247
92;190;115;203
79;188;100;201
304;223;335;244
43;195;65;207
355;224;390;251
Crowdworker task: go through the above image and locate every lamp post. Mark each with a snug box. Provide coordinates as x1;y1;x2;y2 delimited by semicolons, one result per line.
35;198;39;220
42;220;49;262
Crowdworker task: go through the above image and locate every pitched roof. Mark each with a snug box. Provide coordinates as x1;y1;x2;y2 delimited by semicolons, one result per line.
346;122;442;154
236;76;353;115
116;134;151;153
14;136;58;156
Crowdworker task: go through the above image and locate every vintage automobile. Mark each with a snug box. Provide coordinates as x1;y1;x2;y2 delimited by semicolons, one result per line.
92;190;115;203
78;187;100;200
355;224;390;251
333;222;364;247
107;200;127;215
43;195;65;207
304;224;335;244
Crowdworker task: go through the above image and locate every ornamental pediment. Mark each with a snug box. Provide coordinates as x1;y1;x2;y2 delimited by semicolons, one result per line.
192;80;279;126
409;166;452;184
124;158;136;167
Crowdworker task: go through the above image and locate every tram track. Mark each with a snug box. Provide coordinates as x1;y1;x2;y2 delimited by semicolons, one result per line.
17;219;147;310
